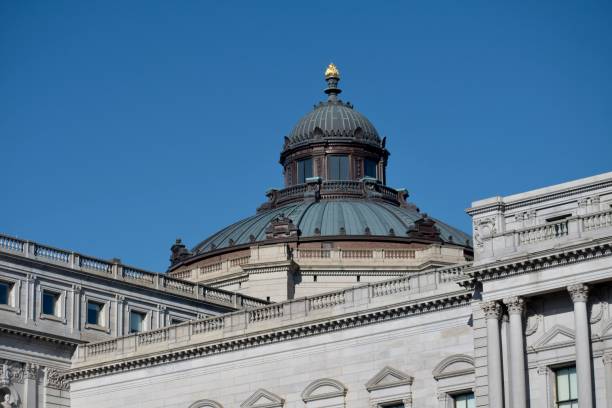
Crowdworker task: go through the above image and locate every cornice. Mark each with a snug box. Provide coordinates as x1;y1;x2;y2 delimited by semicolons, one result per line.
65;290;471;382
0;323;83;347
467;177;612;216
461;237;612;284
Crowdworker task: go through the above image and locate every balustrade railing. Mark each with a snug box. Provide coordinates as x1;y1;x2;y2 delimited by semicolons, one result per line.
383;249;416;259
341;249;373;259
296;249;331;259
77;263;471;362
516;220;569;245
582;209;612;231
201;262;222;274
0;232;268;309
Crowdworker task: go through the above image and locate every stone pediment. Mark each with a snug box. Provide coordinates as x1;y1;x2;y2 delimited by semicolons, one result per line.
240;389;284;408
301;378;347;402
365;366;414;391
531;324;575;350
432;354;475;380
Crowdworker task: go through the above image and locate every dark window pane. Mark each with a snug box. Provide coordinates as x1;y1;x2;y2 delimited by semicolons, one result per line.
297;158;313;183
0;282;9;305
364;159;377;178
454;392;475;408
87;302;102;325
42;291;58;316
130;311;145;333
328;155;349;180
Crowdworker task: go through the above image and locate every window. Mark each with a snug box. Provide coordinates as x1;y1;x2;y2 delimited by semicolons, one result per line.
297;158;313;184
328;155;349;180
381;404;404;408
129;310;146;333
364;158;377;178
171;318;185;325
453;392;475;408
0;281;12;305
42;291;59;316
87;301;103;326
556;366;578;408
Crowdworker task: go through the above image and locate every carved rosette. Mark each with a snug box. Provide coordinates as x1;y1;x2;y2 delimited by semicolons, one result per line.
481;301;502;320
503;296;525;315
567;284;589;303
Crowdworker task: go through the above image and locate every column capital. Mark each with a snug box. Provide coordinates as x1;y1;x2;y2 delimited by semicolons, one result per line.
481;300;502;319
503;296;525;315
603;353;612;366
567;283;589;303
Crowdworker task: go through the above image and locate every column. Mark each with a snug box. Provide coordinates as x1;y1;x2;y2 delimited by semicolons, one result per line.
603;353;612;408
567;283;593;408
24;363;40;408
482;301;504;408
501;314;512;408
504;296;527;408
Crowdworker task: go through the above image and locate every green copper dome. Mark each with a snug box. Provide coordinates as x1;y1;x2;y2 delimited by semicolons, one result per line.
192;198;471;255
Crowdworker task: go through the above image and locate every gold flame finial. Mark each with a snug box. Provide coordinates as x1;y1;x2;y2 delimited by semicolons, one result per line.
325;63;340;79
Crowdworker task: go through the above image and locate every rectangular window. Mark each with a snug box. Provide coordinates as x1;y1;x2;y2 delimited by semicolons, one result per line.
381;404;404;408
328;155;349;180
454;392;475;408
556;366;578;408
297;158;313;184
364;158;377;178
0;281;12;305
129;310;146;333
87;301;103;326
42;291;59;316
171;318;185;325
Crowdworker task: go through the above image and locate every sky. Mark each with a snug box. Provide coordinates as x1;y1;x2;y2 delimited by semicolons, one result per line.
1;0;611;271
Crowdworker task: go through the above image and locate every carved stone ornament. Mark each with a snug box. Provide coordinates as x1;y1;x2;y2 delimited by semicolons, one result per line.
473;218;496;249
0;361;24;386
603;353;612;366
24;363;41;381
481;301;502;319
567;283;589;303
590;298;605;324
525;310;541;337
503;296;525;315
45;368;69;391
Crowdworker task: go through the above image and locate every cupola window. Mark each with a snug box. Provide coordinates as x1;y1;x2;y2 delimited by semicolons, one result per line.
364;158;377;178
297;158;313;184
328;155;349;180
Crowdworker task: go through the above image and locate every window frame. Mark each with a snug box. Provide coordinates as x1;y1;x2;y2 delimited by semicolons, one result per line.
554;365;578;408
327;155;350;180
296;158;313;184
128;308;148;334
40;288;63;321
364;158;378;179
451;391;475;408
0;279;18;311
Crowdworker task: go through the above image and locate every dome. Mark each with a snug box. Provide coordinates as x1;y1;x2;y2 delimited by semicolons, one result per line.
191;199;471;255
285;101;382;149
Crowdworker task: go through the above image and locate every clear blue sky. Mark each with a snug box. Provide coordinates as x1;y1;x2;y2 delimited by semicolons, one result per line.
1;1;611;271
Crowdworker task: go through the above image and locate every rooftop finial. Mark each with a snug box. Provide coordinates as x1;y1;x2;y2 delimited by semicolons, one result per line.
325;63;340;79
324;63;342;101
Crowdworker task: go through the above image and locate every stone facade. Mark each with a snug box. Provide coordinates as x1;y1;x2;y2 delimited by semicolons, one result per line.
58;171;612;408
0;237;267;407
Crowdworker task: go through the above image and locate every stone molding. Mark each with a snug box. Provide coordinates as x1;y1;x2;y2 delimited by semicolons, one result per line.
466;177;612;216
301;378;347;402
432;354;475;380
188;399;224;408
530;324;575;352
603;353;612;366
65;291;471;382
240;388;284;408
461;238;612;285
481;301;502;319
365;366;414;391
503;296;525;315
567;283;589;303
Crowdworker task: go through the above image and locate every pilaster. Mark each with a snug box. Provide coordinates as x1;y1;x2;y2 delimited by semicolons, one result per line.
567;283;593;408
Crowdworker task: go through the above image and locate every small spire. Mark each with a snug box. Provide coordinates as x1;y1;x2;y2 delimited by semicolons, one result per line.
324;63;342;101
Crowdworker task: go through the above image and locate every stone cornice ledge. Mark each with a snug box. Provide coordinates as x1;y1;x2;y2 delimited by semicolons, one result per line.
65;289;471;382
458;237;612;286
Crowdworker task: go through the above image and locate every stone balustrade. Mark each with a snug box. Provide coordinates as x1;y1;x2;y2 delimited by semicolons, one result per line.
73;263;470;366
0;232;268;309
